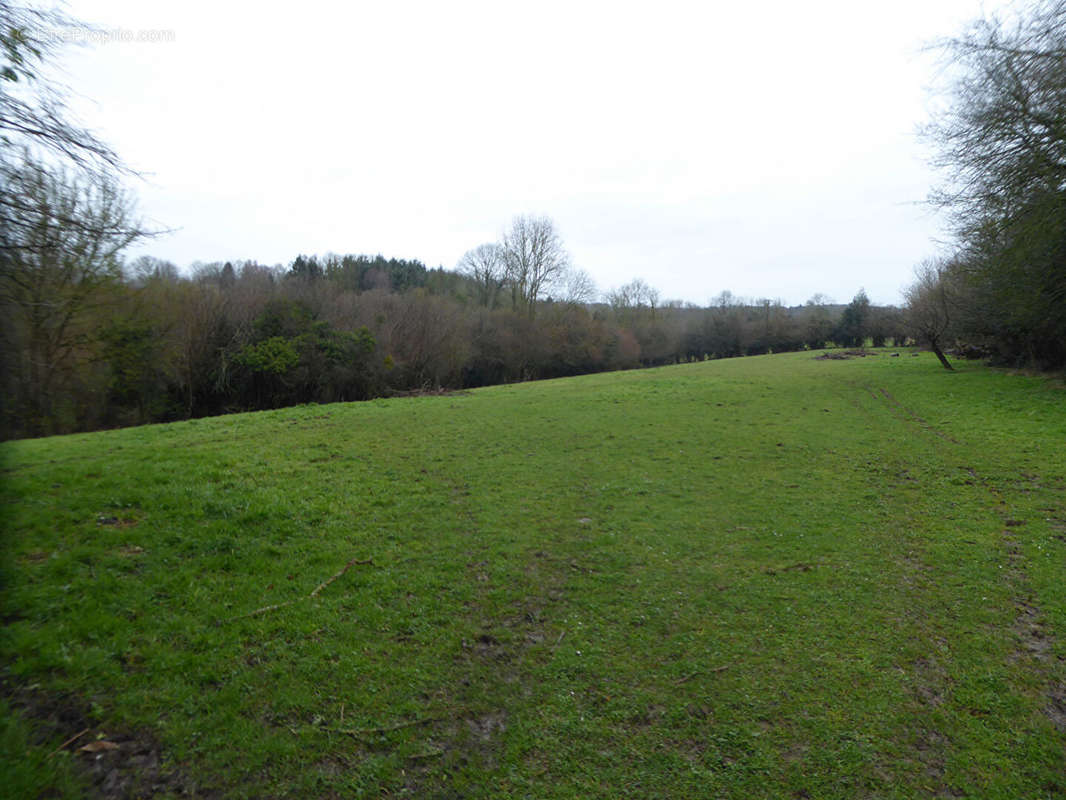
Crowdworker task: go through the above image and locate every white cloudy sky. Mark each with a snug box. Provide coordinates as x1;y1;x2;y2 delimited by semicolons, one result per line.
57;0;1005;305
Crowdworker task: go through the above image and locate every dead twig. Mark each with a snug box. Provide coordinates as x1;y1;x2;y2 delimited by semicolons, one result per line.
674;665;730;685
49;727;89;756
224;556;374;622
227;599;299;622
407;748;444;761
310;557;374;597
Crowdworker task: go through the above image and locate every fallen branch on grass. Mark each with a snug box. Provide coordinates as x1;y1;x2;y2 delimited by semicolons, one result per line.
229;600;296;621
224;557;374;622
310;557;375;597
49;727;89;756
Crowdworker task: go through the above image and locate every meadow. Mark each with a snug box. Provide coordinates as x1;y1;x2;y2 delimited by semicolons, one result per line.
2;349;1064;798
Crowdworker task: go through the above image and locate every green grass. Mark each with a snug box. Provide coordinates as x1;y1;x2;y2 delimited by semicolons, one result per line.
2;350;1065;798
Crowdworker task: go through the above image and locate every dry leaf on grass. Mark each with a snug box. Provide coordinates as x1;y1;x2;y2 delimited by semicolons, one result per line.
79;740;119;753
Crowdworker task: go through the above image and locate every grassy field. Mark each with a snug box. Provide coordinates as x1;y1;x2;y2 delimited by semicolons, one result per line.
2;349;1065;798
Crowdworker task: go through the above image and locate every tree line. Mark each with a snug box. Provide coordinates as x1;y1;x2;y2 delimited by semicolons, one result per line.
25;0;1065;439
906;0;1066;370
2;221;903;438
0;0;915;440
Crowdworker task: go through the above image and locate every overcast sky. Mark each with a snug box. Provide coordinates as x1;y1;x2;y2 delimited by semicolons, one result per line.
57;0;1006;306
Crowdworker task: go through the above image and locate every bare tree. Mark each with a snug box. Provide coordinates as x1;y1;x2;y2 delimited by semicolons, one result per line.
500;215;570;317
0;161;144;433
0;3;158;265
561;267;597;305
457;242;506;308
921;0;1066;367
606;278;659;317
0;2;124;173
904;260;956;370
802;294;835;349
925;0;1066;226
0;4;163;435
127;255;180;286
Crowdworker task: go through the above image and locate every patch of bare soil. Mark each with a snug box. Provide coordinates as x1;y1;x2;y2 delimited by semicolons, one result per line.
465;709;507;742
1047;685;1066;732
912;657;948;708
2;680;206;798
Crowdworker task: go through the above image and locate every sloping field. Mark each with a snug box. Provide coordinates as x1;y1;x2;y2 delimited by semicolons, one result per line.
2;350;1065;798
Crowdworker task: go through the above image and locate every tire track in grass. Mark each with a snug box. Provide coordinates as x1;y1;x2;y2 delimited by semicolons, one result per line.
963;466;1066;737
892;518;962;797
393;468;577;797
869;384;960;444
850;378;973;796
865;375;1065;791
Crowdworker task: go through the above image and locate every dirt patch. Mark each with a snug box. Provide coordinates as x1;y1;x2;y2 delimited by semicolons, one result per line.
912;657;948;707
1044;684;1066;733
74;734;200;798
466;709;507;741
1002;532;1055;662
2;681;205;798
399;554;567;795
467;632;508;661
1012;599;1054;660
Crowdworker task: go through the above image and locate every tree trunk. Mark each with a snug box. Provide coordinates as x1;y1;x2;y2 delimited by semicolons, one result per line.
930;339;954;371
